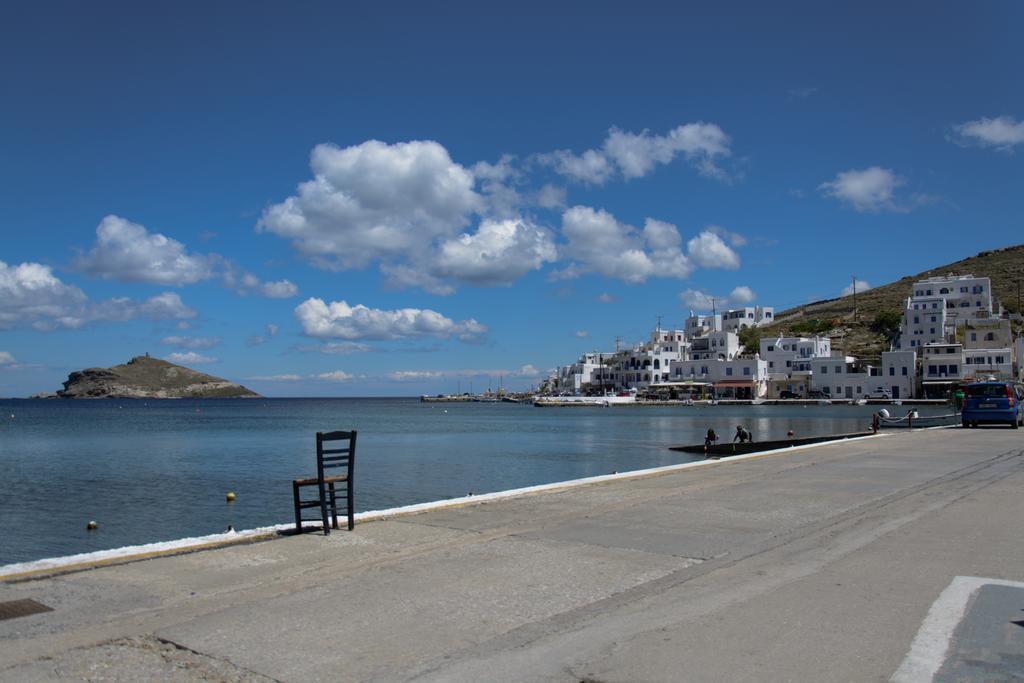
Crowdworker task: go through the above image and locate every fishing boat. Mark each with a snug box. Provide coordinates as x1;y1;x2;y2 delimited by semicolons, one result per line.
534;388;637;407
875;409;960;429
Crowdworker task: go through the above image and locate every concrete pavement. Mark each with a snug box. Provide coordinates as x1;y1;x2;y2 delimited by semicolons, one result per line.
2;428;1022;681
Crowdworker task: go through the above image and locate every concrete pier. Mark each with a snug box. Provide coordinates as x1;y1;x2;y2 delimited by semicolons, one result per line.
2;428;1023;681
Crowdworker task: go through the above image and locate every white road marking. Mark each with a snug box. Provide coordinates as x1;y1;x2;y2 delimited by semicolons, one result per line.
891;576;1024;682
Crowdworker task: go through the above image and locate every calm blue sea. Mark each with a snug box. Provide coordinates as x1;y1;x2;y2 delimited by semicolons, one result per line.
0;398;942;565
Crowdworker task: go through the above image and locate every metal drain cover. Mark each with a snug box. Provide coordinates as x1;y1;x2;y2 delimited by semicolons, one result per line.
0;598;53;621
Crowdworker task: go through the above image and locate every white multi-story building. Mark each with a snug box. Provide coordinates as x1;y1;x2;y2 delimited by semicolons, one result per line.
759;336;832;398
879;351;917;399
721;306;775;333
760;336;831;372
810;356;876;400
911;275;994;321
920;343;964;397
1017;336;1024;381
603;327;691;390
554;352;608;394
899;296;949;350
684;313;722;338
962;318;1013;350
668;357;768;399
963;348;1014;381
689;331;740;361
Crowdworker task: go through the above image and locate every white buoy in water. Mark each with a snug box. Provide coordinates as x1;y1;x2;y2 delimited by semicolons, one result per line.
878;408;890;419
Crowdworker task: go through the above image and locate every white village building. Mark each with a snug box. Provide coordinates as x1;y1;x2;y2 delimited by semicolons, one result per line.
720;306;775;333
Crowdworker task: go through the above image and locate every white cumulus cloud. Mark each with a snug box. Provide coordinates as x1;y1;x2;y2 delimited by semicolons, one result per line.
687;230;740;269
258;140;482;271
76;215;216;286
77;215;297;298
294;298;487;342
679;289;718;311
679;285;755;311
432;218;557;286
221;267;299;299
540;148;614;185
0;260;88;330
730;286;756;304
705;225;747;247
819;167;906;212
0;261;195;330
387;370;444;382
951;115;1024;151
841;279;871;297
0;351;15;365
541;122;733;185
557;206;692;283
316;371;354;382
135;292;197;321
165;352;216;365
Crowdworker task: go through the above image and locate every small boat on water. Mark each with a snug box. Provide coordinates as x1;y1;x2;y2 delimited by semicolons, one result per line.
534;388;637;407
875;409;960;429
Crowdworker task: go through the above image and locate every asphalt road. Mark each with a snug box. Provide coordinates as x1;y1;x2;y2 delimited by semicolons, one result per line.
2;427;1022;682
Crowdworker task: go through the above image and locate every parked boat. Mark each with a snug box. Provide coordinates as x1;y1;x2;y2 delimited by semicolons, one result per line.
534;389;637;407
875;409;960;429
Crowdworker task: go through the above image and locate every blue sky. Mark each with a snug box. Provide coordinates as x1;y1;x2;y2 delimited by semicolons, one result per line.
1;1;1022;397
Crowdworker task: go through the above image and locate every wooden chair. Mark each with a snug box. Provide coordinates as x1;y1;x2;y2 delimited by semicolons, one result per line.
292;431;356;534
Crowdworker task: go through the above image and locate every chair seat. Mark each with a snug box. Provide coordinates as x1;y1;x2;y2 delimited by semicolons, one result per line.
293;474;348;486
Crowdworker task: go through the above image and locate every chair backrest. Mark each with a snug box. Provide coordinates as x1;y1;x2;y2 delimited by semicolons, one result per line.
316;430;356;480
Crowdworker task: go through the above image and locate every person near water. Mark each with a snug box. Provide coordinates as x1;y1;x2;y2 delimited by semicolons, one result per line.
705;428;719;447
733;425;752;443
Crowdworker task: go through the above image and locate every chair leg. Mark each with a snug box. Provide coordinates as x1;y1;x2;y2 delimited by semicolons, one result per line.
328;482;339;530
292;481;302;533
347;479;355;531
318;481;330;536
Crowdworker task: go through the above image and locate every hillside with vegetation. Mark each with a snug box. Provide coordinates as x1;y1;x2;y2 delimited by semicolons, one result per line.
741;244;1024;362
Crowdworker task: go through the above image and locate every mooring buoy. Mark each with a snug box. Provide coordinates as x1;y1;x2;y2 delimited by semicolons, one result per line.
86;520;98;531
226;491;236;502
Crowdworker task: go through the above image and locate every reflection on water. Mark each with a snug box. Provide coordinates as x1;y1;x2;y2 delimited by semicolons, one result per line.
0;398;950;564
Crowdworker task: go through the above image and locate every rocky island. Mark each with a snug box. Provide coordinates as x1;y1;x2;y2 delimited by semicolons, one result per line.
51;355;260;399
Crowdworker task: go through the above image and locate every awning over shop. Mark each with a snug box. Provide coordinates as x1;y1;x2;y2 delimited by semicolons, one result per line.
714;380;757;387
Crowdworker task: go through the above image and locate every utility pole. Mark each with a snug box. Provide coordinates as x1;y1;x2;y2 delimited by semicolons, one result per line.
711;298;717;316
615;336;622;352
656;313;663;333
852;275;858;321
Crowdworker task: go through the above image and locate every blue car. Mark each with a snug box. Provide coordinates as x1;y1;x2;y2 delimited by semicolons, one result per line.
961;381;1024;429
